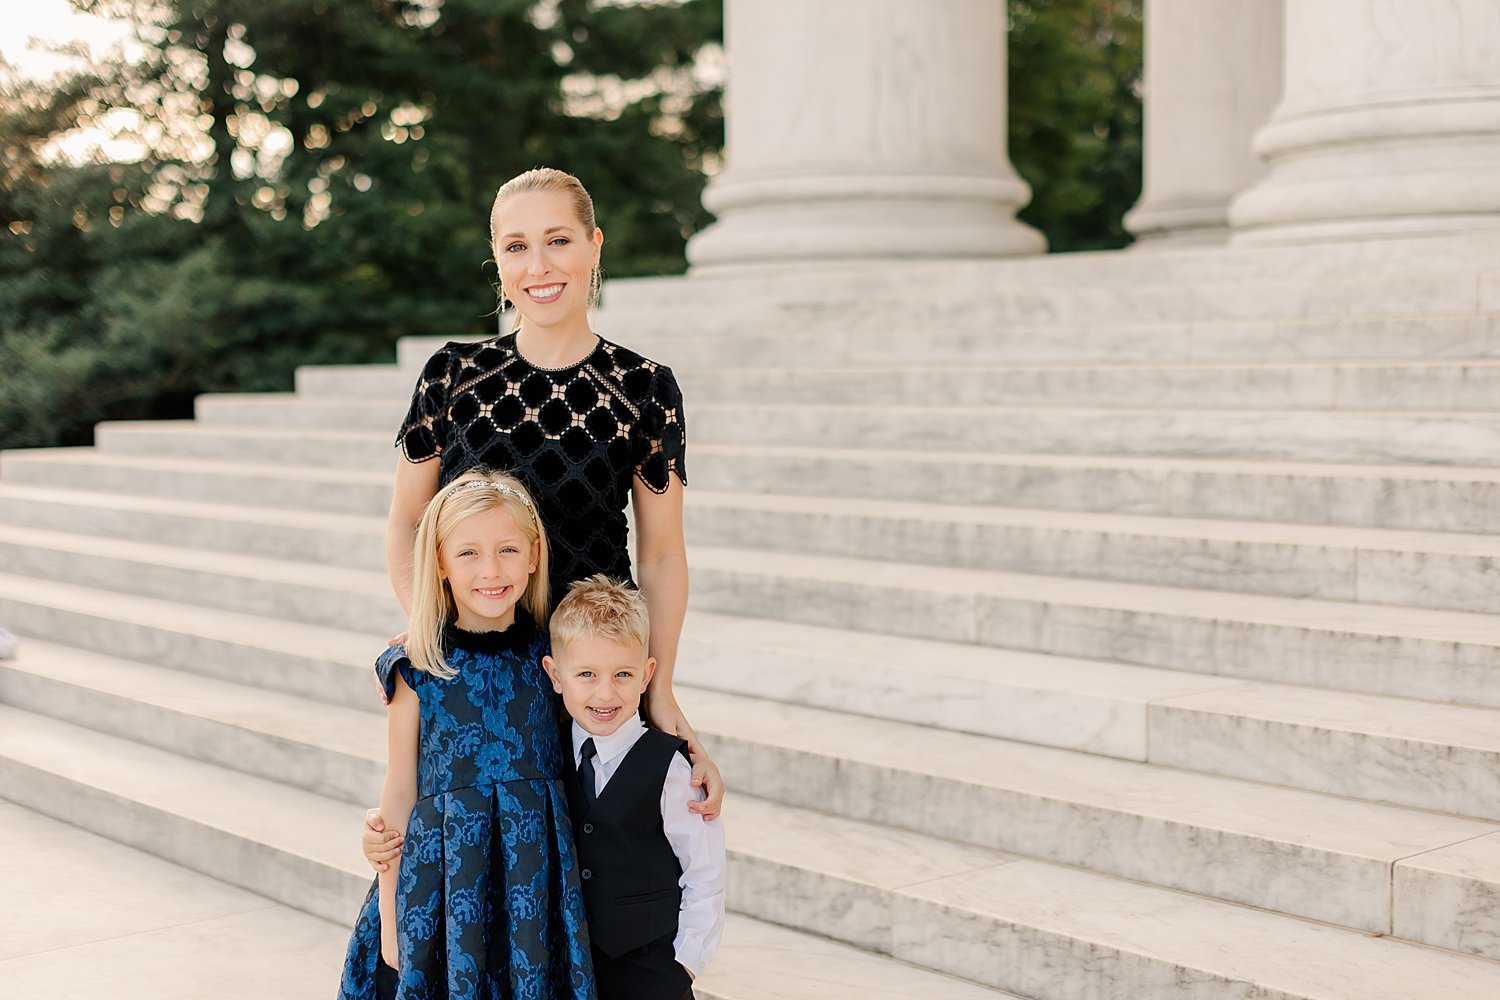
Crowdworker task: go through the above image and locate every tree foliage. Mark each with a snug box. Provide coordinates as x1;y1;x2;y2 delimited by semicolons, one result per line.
1009;0;1143;252
1;0;723;449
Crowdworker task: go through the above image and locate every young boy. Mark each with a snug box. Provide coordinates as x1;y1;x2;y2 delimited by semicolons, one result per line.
543;574;726;1000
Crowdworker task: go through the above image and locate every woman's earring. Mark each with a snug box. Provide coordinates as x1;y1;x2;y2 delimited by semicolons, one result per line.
589;266;601;310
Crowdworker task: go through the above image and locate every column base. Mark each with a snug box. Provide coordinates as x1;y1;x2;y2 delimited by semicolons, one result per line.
1230;97;1500;245
1123;196;1233;249
687;171;1046;271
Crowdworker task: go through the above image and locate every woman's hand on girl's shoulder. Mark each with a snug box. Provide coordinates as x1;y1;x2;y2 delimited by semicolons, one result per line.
372;632;410;705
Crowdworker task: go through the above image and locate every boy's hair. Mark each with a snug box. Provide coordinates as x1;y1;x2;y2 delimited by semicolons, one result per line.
407;469;550;677
550;574;650;654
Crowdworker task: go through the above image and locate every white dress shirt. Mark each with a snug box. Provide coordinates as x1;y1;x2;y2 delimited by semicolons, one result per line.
571;713;726;978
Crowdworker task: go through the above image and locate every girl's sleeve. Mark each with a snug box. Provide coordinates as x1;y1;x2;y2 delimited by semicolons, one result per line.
375;646;417;703
633;364;687;493
396;346;454;463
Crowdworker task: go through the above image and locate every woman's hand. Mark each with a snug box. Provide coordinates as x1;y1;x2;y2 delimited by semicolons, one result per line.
649;689;724;820
363;808;404;873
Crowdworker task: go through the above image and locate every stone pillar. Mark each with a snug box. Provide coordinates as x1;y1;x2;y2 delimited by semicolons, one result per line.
1230;0;1500;244
1124;0;1282;247
686;0;1045;271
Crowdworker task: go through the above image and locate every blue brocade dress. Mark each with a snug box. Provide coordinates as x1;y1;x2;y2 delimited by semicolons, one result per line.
338;615;596;1000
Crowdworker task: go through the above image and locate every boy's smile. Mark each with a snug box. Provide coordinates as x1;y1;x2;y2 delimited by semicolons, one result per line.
544;635;656;737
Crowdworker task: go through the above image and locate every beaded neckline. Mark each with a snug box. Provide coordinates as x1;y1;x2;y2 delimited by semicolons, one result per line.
507;332;603;372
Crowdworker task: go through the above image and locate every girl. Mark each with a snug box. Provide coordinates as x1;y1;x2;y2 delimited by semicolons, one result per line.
340;470;595;1000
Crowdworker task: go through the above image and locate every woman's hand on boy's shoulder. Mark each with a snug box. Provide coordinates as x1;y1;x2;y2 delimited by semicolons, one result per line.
363;808;404;872
686;745;724;821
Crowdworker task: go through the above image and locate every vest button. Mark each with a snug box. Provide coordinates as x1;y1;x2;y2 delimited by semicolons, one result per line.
582;823;594;834
581;868;592;880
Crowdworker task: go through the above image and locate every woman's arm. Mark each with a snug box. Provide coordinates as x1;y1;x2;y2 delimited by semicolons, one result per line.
386;456;441;616
633;475;723;818
378;672;420;969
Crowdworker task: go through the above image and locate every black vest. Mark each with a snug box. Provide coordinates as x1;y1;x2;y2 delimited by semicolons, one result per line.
563;727;690;958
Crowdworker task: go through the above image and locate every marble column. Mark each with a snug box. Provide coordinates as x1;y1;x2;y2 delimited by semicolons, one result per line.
1230;0;1500;244
1124;0;1282;247
686;0;1045;271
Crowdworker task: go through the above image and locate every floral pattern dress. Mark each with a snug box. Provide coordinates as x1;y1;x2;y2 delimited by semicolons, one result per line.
338;615;595;1000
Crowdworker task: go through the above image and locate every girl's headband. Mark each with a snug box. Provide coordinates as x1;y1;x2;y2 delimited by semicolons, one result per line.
444;479;537;516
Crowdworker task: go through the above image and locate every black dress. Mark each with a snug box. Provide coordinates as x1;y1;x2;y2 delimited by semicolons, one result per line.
397;333;688;605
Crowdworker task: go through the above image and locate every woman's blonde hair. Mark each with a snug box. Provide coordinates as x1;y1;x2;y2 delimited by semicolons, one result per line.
406;469;550;677
489;166;602;331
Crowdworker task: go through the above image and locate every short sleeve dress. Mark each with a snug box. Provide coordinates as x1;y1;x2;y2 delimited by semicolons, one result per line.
396;333;687;606
338;615;596;1000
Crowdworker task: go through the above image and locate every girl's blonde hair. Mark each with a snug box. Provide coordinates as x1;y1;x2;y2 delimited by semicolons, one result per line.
406;469;550;677
489;167;602;332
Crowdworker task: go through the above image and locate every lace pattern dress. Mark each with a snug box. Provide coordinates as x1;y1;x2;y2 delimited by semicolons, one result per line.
338;615;595;1000
397;333;687;605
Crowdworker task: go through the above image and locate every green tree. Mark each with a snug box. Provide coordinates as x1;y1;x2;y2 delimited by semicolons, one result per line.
1009;0;1143;252
1;0;724;450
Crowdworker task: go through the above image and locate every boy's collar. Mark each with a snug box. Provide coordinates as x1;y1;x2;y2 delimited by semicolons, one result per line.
571;712;645;764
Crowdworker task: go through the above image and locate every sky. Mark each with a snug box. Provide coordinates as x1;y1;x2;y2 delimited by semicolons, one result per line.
0;0;138;82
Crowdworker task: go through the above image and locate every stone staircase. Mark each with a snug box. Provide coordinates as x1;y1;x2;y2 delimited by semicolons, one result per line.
4;231;1500;997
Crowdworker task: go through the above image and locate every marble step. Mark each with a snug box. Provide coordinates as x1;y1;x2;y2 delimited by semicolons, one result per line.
12;443;1500;536
0;484;388;572
688;444;1500;535
1;801;353;1000
93;421;393;470
0;640;384;805
189;394;1500;467
7;482;1500;613
697;915;1020;1000
692;403;1500;466
688;545;1500;711
0;524;404;635
0;448;395;516
0;706;371;924
6;626;1500;943
400;313;1500;371
681;490;1500;613
592;269;1494;341
299;358;1500;412
598;230;1500;299
724;793;1500;999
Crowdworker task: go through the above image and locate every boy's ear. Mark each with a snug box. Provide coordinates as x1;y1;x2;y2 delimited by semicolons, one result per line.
642;656;657;688
541;654;563;693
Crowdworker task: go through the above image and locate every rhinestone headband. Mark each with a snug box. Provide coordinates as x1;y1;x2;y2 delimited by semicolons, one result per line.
444;479;535;510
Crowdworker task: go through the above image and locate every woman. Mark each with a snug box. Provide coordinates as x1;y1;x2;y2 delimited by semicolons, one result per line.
356;166;723;960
